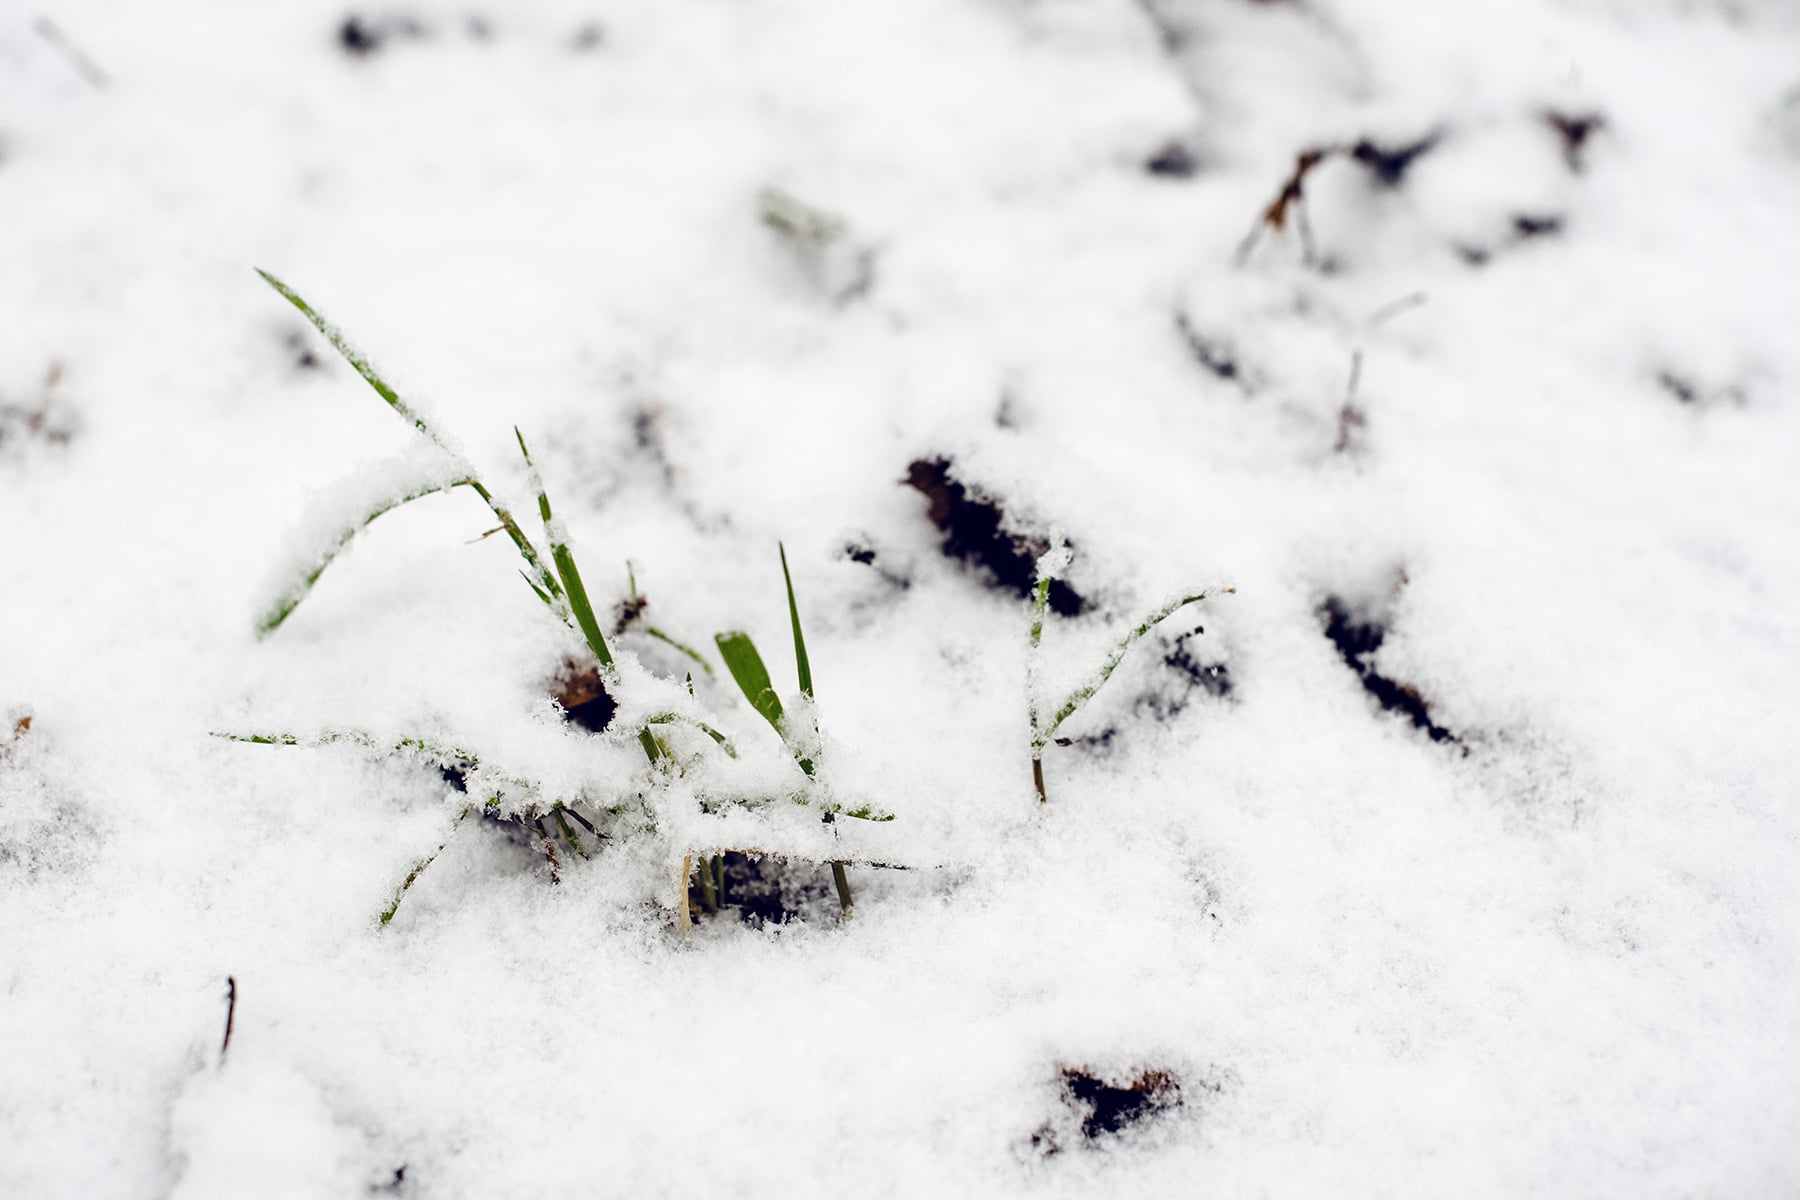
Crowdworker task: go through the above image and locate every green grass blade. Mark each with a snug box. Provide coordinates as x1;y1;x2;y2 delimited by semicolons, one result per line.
515;428;614;668
380;806;470;926
715;631;784;732
780;542;813;699
256;268;444;447
1027;575;1052;742
550;806;588;858
645;627;715;677
644;713;737;757
520;570;554;608
638;727;668;763
1039;590;1221;745
469;480;564;608
257;474;475;636
555;545;615;670
256;271;565;611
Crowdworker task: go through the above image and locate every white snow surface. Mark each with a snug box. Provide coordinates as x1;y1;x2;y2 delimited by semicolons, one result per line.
4;0;1800;1195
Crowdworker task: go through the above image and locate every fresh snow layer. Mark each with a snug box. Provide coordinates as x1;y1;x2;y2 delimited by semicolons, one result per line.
3;0;1800;1196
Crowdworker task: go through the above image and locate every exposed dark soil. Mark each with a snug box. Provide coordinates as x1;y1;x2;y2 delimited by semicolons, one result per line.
1349;132;1439;187
555;663;617;734
1511;213;1563;240
1145;141;1200;179
1032;1065;1194;1154
904;458;1087;615
1319;596;1455;743
1544;110;1605;172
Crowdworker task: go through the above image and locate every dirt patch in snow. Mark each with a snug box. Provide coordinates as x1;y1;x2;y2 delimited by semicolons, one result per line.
904;457;1088;615
1031;1065;1198;1154
1319;595;1456;745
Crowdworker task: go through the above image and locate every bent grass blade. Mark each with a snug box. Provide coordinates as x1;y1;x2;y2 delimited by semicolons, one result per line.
257;473;475;636
255;269;564;616
715;631;784;732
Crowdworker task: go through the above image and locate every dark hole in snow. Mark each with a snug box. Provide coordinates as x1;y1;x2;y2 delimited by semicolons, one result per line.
1511;213;1563;240
1349;132;1439;187
1032;1066;1190;1154
1318;596;1455;744
1544;110;1604;172
844;541;877;566
1144;141;1199;178
903;458;1087;615
555;663;617;734
1455;243;1491;267
439;763;469;792
1174;311;1242;385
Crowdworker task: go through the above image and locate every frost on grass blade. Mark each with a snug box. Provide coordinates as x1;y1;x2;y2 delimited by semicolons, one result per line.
1039;589;1226;746
256;442;473;635
257;270;564;613
1029;582;1231;803
515;427;614;669
256;268;450;449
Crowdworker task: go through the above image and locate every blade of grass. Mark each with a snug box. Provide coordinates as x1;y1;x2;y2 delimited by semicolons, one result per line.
515;428;614;669
1037;590;1227;747
550;807;587;858
715;631;783;731
644;713;737;757
257;473;476;635
638;727;668;763
835;804;896;823
257;268;444;447
1028;574;1054;802
780;543;812;699
645;627;715;677
256;269;565;610
380;805;471;926
831;862;853;918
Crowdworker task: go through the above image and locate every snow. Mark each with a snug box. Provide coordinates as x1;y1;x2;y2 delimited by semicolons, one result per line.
4;0;1800;1195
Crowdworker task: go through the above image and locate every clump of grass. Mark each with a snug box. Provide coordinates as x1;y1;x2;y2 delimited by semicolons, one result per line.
233;270;885;927
1027;545;1230;804
712;543;865;914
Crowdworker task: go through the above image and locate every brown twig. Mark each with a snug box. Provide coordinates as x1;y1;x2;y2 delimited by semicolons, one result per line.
1235;148;1331;266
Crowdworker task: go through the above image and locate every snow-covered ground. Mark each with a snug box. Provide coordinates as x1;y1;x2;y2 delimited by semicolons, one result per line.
4;0;1800;1195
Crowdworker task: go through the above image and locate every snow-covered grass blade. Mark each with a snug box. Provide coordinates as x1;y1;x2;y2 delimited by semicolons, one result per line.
1027;546;1232;803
